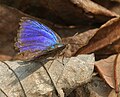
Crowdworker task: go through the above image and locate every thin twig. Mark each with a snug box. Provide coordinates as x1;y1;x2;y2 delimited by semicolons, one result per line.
0;88;9;97
114;54;119;93
40;62;59;97
1;61;27;97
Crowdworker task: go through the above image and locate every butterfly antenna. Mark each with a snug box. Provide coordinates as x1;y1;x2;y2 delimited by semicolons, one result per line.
40;62;59;97
47;58;55;70
0;61;27;97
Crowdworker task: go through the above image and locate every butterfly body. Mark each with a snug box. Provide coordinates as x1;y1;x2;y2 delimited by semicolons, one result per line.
15;17;64;61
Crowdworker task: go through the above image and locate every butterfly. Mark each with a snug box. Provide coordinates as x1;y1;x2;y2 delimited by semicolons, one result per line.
14;17;65;61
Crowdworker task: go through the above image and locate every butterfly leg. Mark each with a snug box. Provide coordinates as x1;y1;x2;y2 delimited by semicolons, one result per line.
47;59;55;70
47;50;63;70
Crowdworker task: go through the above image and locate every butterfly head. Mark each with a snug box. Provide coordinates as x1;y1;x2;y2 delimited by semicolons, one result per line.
48;43;64;50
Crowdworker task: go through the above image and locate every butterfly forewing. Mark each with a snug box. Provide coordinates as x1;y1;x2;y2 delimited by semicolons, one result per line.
15;17;63;61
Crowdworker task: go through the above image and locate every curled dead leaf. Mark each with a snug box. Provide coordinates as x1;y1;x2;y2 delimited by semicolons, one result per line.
95;54;120;89
76;17;120;58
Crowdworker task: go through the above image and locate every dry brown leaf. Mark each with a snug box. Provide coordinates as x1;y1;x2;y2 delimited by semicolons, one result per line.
76;17;120;56
95;54;120;89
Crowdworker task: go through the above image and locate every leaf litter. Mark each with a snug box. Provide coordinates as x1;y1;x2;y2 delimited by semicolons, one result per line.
1;0;120;97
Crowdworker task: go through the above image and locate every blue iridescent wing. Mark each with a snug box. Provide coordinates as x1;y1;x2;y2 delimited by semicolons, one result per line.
15;17;62;60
